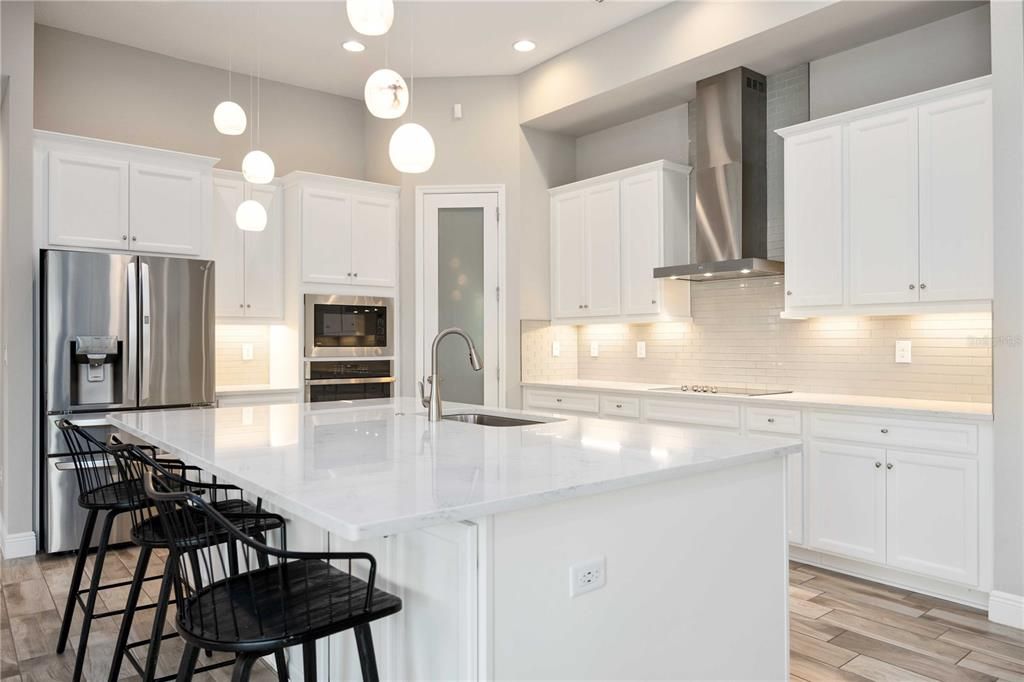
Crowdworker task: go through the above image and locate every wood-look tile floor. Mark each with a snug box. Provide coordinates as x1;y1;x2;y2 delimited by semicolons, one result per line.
2;550;1023;680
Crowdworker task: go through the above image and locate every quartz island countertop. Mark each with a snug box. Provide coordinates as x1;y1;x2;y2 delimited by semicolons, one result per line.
108;397;800;541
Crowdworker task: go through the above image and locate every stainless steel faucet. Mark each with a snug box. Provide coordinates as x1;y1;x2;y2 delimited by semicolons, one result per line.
419;327;482;421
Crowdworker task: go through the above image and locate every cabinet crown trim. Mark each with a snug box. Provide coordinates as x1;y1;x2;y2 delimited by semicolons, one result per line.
282;170;400;194
549;159;692;195
34;129;219;167
775;75;992;139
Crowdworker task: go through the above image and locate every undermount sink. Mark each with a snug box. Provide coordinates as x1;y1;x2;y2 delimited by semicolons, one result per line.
442;413;547;427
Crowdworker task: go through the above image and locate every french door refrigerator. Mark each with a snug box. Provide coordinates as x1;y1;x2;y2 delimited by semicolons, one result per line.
40;249;215;552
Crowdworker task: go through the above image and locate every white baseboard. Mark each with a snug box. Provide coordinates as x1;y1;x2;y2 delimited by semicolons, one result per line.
989;591;1024;629
1;530;37;559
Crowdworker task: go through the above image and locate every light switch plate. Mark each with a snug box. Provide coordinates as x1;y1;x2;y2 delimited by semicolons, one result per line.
636;341;647;359
552;341;561;358
241;343;254;361
590;342;599;358
895;339;912;364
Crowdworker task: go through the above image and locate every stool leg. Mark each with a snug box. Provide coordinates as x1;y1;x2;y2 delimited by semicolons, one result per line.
175;643;200;682
142;559;175;681
231;652;260;682
72;509;117;681
56;508;97;654
107;544;151;682
354;625;379;682
274;649;289;682
301;642;317;682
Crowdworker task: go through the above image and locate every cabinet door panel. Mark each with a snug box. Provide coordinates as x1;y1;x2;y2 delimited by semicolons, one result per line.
551;192;586;318
847;109;919;305
212;177;246;316
244;185;285;318
129;163;203;255
919;90;993;302
301;188;352;284
583;182;621;317
620;172;661;315
351;195;397;287
808;441;886;563
885;449;978;585
788;450;804;545
48;152;130;249
784;127;844;307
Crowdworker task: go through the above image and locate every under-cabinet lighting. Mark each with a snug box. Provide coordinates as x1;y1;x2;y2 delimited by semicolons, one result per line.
740;268;751;274
703;272;713;277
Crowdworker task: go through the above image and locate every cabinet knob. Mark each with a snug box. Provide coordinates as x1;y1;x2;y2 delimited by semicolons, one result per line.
909;284;915;290
651;299;657;305
584;304;589;309
881;428;889;434
353;273;358;277
616;403;623;409
246;304;251;308
122;234;128;241
238;304;243;309
578;304;583;310
887;462;894;470
347;272;352;277
919;283;927;290
875;461;882;468
786;290;792;296
555;398;562;403
767;417;775;423
131;236;137;242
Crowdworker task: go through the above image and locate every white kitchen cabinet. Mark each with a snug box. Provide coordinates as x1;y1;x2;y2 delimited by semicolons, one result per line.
918;90;993;302
212;171;284;320
885;449;978;585
782;126;843;308
285;173;399;288
847;108;919;306
550;160;691;323
808;441;886;563
36;130;216;257
787;450;804;545
47;151;130;250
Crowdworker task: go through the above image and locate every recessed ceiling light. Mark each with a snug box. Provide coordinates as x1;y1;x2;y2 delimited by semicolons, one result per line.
513;40;536;53
342;40;366;53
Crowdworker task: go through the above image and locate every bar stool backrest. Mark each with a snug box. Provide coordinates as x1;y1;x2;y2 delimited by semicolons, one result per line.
56;419;124;498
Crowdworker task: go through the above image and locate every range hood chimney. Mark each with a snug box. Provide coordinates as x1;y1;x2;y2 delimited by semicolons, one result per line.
654;67;784;281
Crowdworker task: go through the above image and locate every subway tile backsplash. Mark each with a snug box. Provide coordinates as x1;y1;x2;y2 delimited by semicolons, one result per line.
216;324;271;387
522;279;992;403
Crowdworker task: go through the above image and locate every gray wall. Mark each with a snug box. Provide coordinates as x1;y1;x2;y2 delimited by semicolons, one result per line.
35;25;366;178
574;104;687;180
810;6;991;119
766;64;809;261
990;0;1024;605
1;1;37;540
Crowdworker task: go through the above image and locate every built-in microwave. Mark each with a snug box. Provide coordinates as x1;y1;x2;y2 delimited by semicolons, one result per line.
304;294;394;358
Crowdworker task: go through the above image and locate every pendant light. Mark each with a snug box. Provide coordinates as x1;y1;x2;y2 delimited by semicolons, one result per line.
241;23;275;186
389;5;435;174
365;68;408;119
213;21;246;135
236;199;267;232
347;0;394;36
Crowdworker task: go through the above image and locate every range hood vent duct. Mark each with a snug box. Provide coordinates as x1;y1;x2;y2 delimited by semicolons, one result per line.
654;67;784;281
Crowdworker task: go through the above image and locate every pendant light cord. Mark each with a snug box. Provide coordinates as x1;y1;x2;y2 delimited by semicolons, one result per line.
410;2;415;115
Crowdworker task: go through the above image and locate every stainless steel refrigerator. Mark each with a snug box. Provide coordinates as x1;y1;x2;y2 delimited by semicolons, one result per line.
40;249;215;552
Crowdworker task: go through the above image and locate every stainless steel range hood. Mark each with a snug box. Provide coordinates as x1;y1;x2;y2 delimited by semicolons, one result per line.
654;67;784;281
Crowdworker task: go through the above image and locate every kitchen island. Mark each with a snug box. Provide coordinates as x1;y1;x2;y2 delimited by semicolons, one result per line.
109;397;801;681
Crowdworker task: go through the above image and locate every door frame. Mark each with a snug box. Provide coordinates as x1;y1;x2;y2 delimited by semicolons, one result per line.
414;185;507;408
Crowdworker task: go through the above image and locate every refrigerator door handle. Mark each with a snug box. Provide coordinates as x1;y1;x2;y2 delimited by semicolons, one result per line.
140;260;152;402
125;260;138;405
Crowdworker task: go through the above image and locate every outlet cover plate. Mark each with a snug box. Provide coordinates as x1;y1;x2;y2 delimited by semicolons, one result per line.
552;340;561;358
590;342;599;358
570;557;606;597
636;341;647;359
895;340;912;364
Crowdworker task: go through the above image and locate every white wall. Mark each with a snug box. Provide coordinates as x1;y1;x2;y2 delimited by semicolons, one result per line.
34;25;366;178
810;5;991;118
574;104;687;180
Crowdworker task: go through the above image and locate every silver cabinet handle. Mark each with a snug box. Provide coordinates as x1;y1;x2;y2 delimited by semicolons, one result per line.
767;417;775;423
615;403;623;409
786;290;792;296
555;398;563;403
578;304;583;309
887;462;894;470
875;461;882;468
132;236;137;242
246;304;251;308
881;428;889;434
651;299;657;305
584;304;589;309
354;273;358;277
122;234;128;241
347;272;352;277
238;303;243;309
909;284;915;290
920;283;927;290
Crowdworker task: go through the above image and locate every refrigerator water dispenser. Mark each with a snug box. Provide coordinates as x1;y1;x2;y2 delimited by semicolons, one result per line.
72;335;121;406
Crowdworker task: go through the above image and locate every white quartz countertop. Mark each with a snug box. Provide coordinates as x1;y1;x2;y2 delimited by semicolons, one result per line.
107;397;799;541
521;380;992;421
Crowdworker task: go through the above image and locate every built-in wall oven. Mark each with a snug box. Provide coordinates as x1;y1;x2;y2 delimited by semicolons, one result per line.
304;360;395;402
304;294;393;358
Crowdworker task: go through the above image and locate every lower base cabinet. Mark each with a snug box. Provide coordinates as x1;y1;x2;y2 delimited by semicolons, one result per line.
808;442;886;563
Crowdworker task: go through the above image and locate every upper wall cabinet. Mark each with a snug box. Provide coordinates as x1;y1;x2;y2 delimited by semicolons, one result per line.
283;172;399;289
213;171;285;320
549;160;691;324
777;77;992;317
35;130;217;257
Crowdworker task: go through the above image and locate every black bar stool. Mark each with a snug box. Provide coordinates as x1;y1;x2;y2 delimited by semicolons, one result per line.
142;468;403;682
104;440;289;682
54;419;168;681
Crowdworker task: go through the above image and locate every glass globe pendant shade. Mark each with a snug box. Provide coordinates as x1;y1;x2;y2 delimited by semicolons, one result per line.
389;123;435;174
364;69;409;119
236;199;267;232
242;149;275;184
213;101;247;135
347;0;394;36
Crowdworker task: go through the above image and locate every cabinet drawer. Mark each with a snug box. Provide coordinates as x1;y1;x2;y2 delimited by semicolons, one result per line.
600;396;640;419
643;399;740;430
524;389;599;414
810;412;977;454
745;406;802;435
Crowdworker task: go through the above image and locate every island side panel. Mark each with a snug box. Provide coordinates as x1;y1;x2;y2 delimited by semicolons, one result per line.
489;455;789;681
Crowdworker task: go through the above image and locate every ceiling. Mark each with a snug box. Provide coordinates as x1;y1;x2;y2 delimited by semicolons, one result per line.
35;1;668;99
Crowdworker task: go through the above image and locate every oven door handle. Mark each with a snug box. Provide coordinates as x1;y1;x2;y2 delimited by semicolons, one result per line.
304;377;396;386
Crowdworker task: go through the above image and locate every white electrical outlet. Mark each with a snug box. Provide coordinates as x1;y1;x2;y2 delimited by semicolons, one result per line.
636;341;647;359
241;343;254;361
552;340;561;358
570;557;606;597
895;339;912;364
590;342;599;358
